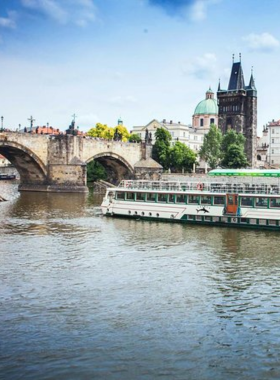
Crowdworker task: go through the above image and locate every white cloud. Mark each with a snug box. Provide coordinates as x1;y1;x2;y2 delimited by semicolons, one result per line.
189;0;220;22
21;0;96;26
22;0;68;23
183;53;217;79
243;32;280;52
0;11;17;29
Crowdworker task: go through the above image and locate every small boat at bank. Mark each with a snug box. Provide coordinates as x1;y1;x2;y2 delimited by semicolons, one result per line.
101;169;280;230
0;173;16;180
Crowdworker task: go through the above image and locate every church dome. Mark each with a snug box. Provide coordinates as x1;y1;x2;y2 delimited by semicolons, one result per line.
194;98;218;115
194;88;218;116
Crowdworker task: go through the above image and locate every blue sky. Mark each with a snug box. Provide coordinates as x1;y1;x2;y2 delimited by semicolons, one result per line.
0;0;280;133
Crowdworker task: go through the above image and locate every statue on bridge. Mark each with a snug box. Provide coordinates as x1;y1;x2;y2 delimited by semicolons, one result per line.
145;128;152;144
66;114;78;136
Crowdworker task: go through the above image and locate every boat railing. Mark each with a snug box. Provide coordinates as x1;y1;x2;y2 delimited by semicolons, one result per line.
118;180;280;195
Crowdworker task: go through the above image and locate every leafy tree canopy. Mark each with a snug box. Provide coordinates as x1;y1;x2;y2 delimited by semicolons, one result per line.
114;125;130;142
221;144;248;168
221;129;246;151
170;142;197;172
87;123;114;140
154;127;172;144
221;130;247;168
129;133;141;143
87;160;107;182
199;124;222;169
152;128;172;169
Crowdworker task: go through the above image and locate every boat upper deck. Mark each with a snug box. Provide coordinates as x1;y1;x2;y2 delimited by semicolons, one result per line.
118;180;280;195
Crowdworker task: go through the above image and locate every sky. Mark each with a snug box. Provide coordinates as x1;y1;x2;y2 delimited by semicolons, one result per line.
0;0;280;134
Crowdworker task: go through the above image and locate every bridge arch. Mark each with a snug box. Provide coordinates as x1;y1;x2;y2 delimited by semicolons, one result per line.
87;152;134;183
0;140;48;185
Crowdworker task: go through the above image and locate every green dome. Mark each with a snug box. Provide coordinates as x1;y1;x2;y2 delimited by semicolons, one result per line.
194;98;218;115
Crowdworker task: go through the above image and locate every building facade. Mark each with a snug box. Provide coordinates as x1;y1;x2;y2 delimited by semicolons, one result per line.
217;56;257;167
266;119;280;167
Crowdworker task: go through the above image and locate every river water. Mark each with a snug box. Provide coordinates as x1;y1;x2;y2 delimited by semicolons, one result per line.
1;182;280;380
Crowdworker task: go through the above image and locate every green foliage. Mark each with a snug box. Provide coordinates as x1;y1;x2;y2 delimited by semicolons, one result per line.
154;127;172;144
221;130;248;168
128;133;141;143
221;144;248;168
169;142;197;172
199;124;223;169
221;129;246;151
87;160;107;182
152;128;172;169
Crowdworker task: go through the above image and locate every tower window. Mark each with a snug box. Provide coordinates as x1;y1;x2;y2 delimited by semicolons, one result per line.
226;117;232;131
200;119;204;127
210;118;215;125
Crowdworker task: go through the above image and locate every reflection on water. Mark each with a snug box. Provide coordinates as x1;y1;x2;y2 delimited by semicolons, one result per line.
1;183;280;380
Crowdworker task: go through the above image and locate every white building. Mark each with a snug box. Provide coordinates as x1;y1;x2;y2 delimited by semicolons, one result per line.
267;120;280;167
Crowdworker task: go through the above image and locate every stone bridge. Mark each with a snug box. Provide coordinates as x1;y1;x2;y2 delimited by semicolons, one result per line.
0;132;162;192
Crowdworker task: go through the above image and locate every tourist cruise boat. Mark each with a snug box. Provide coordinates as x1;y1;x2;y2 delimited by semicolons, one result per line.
101;169;280;230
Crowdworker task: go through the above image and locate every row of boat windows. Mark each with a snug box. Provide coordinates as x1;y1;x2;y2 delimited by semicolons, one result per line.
115;192;224;205
114;192;280;208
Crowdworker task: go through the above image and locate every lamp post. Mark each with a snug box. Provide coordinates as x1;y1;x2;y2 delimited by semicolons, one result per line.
18;124;21;133
1;116;3;131
47;122;49;135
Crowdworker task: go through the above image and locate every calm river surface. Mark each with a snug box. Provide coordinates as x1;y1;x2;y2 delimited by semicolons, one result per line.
1;182;280;380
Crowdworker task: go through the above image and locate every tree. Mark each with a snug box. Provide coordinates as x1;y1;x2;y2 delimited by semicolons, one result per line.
113;125;130;142
221;129;246;151
128;133;141;143
221;130;248;168
169;142;197;172
87;160;107;182
199;124;222;169
87;123;114;140
152;128;172;169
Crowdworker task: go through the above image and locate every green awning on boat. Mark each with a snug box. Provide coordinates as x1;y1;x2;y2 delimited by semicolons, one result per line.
208;169;280;177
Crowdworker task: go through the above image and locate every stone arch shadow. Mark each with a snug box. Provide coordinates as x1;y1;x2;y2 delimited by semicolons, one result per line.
0;140;48;186
86;152;134;183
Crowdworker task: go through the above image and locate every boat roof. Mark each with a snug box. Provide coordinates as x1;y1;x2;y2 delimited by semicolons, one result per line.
208;169;280;177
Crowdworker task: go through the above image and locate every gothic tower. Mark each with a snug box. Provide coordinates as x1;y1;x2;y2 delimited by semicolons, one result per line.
217;55;257;167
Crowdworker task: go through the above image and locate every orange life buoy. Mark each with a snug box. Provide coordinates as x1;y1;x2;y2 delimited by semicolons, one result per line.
197;183;203;191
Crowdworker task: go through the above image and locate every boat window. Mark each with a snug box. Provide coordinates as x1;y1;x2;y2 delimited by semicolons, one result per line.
176;194;186;203
255;197;268;208
201;195;211;205
240;197;253;207
116;192;125;200
126;192;135;200
147;193;156;202
270;198;280;208
168;194;175;203
136;192;145;201
158;193;168;202
188;195;199;204
214;196;225;205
